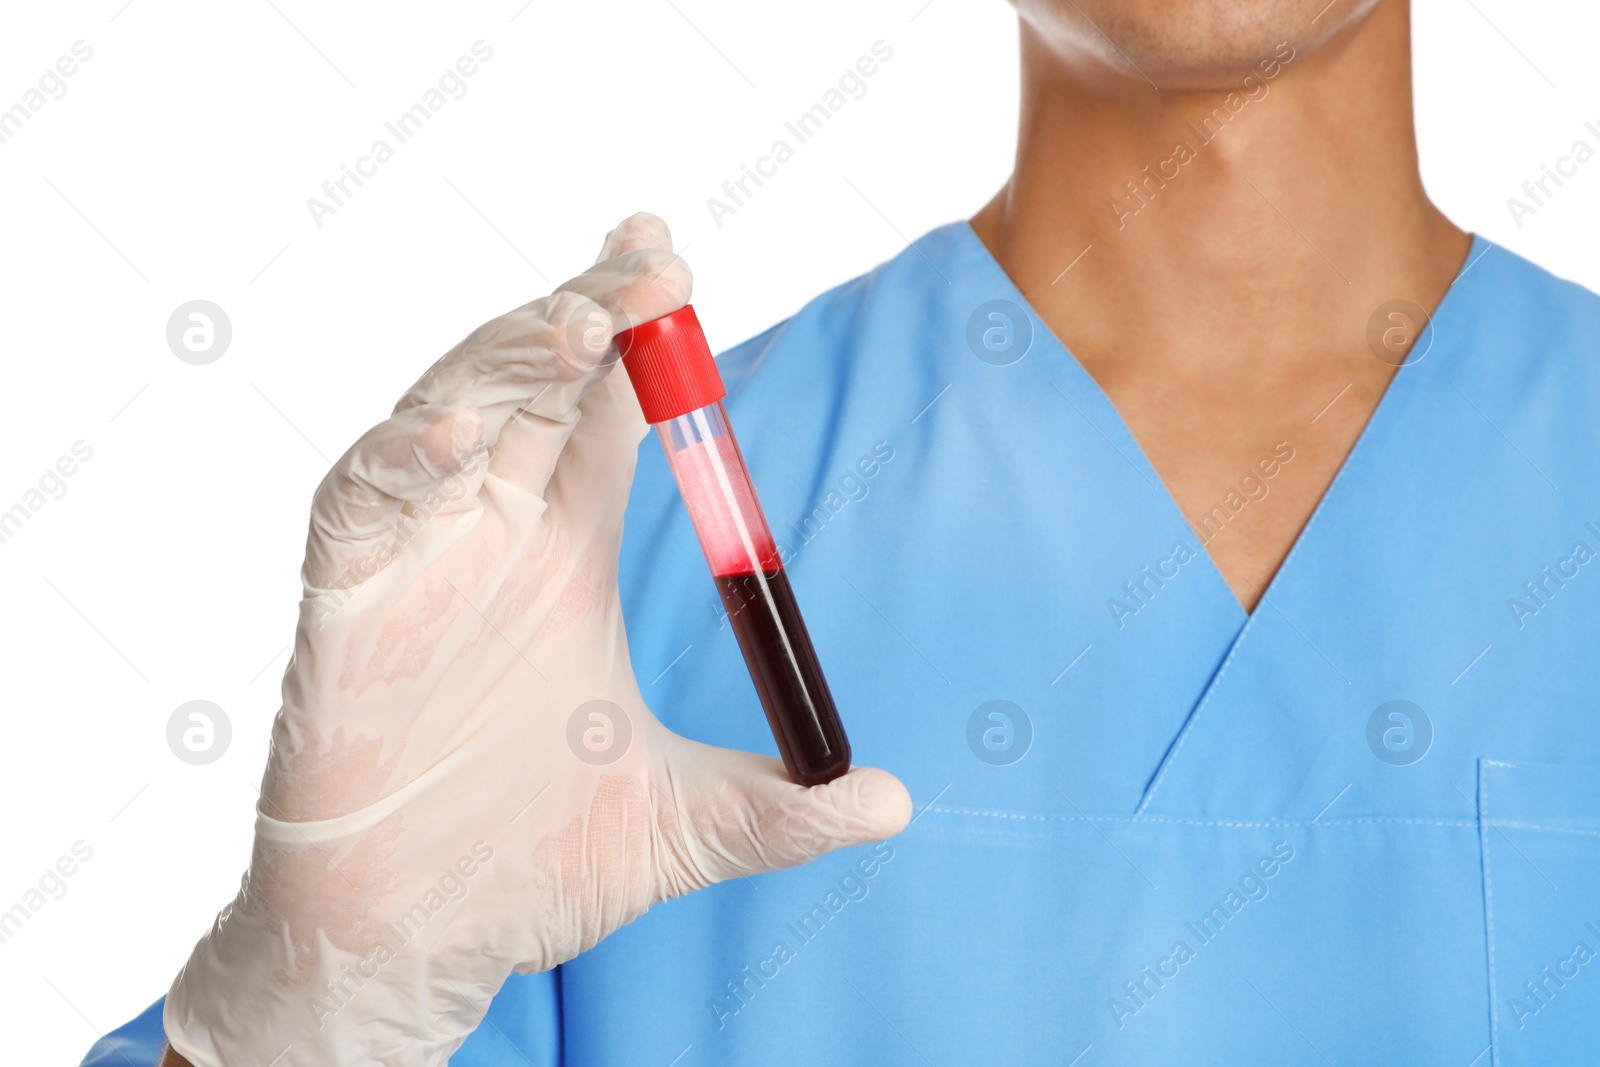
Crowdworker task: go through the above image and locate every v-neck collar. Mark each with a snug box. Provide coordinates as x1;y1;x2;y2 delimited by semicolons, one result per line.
949;221;1491;627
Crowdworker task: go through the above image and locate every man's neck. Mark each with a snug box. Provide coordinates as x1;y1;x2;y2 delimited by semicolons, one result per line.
971;0;1469;375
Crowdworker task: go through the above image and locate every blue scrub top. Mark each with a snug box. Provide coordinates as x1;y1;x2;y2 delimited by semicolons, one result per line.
87;223;1600;1067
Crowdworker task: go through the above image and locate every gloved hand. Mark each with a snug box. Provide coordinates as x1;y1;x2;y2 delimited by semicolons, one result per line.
163;213;912;1067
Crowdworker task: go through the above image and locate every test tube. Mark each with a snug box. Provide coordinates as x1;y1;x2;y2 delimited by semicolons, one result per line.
615;305;851;787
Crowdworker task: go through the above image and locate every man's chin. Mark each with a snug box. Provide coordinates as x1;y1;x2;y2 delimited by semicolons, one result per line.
1015;0;1386;90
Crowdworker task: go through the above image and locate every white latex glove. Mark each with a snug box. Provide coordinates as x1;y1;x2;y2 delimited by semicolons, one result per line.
163;213;912;1067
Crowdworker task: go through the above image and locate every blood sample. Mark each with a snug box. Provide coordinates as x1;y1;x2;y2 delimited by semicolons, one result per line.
615;305;851;787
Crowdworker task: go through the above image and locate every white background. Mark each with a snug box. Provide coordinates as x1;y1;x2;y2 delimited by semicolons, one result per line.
0;0;1594;1062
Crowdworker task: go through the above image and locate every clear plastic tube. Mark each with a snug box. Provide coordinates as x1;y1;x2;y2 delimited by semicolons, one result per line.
656;400;851;786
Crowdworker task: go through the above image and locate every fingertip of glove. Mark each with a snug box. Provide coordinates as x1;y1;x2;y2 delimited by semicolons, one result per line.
599;212;673;261
832;766;913;837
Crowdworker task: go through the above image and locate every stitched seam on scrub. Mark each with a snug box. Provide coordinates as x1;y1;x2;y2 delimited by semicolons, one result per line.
924;805;1478;829
1481;820;1600;838
1482;763;1501;1065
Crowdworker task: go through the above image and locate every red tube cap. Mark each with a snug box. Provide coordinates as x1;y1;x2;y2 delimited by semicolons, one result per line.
614;304;727;424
